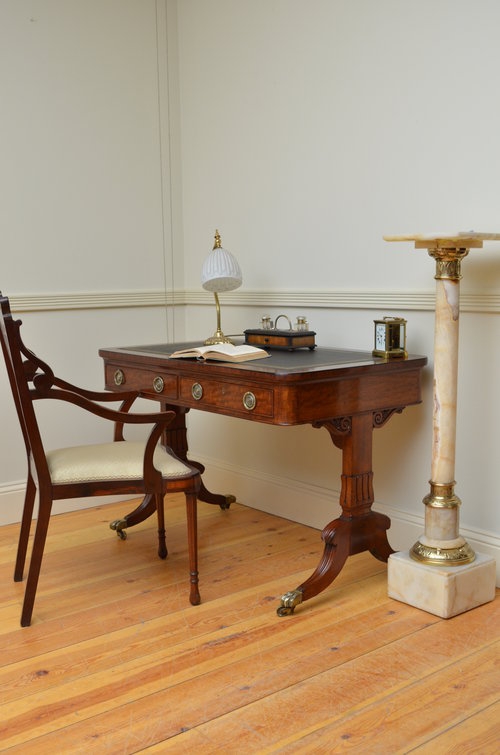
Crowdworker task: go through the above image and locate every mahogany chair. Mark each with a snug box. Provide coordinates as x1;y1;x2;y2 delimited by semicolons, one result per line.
0;294;201;626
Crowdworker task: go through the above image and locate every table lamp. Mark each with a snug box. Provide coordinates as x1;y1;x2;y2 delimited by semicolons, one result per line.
201;230;242;345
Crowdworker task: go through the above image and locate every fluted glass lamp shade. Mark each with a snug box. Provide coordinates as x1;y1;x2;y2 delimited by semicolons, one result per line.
201;230;242;345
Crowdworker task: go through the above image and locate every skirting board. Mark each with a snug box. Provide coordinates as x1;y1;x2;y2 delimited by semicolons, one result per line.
194;457;500;587
0;482;136;528
2;467;499;587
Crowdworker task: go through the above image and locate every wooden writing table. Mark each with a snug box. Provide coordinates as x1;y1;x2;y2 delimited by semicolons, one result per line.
99;343;427;615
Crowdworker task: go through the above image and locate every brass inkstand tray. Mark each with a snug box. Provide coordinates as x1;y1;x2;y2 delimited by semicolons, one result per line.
244;328;316;351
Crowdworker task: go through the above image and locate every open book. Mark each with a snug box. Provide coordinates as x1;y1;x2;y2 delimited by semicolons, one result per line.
169;343;270;363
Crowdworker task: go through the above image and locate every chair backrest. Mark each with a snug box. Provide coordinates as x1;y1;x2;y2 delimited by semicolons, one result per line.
0;293;53;486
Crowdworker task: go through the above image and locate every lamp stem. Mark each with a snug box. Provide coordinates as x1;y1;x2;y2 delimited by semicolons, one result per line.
214;292;222;335
204;291;234;345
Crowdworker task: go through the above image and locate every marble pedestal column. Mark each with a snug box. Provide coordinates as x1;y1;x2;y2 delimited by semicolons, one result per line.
383;232;497;617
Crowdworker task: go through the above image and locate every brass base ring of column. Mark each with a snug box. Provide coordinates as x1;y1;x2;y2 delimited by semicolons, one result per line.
410;540;475;566
423;481;461;509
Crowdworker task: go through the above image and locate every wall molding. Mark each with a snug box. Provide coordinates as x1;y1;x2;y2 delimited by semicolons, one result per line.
7;288;500;314
8;291;183;312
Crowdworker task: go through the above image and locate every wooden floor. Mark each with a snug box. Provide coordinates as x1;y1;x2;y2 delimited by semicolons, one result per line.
0;495;498;754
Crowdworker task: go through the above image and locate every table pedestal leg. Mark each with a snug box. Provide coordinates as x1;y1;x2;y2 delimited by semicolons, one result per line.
278;411;396;616
161;405;234;510
109;405;234;537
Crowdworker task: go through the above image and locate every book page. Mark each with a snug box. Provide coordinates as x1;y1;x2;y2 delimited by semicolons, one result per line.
169;343;268;361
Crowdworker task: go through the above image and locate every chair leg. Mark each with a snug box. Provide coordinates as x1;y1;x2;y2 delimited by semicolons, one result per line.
185;492;200;606
155;493;168;560
20;494;52;627
14;475;36;582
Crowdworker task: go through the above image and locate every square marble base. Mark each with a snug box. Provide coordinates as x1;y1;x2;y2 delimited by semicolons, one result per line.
387;550;497;618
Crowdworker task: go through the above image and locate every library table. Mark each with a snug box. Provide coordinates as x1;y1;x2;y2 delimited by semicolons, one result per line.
99;343;427;615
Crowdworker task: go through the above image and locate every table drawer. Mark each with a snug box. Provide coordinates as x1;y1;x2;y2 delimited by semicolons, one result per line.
179;376;274;418
105;364;178;399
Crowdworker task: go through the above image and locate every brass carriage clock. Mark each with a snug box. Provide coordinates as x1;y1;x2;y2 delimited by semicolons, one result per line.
373;316;407;359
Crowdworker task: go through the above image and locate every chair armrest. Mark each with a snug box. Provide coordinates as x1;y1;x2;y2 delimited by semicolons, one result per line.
46;388;186;489
41;387;177;429
35;376;166;439
53;376;140;404
51;378;141;440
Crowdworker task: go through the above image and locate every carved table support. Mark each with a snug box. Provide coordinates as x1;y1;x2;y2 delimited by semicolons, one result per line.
109;404;234;539
160;404;234;510
278;410;400;615
384;232;497;617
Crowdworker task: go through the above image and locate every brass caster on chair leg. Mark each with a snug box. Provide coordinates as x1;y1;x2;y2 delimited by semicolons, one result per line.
277;588;303;617
109;519;127;540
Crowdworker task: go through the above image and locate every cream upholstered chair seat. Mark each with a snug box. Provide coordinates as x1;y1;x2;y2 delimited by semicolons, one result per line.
47;441;193;484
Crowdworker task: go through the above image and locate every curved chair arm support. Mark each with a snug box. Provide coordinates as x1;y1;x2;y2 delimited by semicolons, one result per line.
142;421;169;489
113;395;139;441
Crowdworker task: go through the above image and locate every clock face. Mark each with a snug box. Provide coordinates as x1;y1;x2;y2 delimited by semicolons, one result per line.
375;323;386;350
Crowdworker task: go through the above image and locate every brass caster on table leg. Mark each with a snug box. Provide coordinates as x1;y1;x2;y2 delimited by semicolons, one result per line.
221;494;236;510
109;519;127;540
277;588;303;617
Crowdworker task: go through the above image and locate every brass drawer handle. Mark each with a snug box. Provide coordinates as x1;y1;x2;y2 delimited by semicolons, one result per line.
113;369;125;386
153;376;164;393
243;391;256;410
191;382;203;400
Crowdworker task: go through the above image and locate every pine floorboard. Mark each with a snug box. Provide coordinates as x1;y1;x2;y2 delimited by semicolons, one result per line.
0;495;498;753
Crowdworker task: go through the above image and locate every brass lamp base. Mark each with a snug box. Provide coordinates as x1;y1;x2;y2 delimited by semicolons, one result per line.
204;331;234;346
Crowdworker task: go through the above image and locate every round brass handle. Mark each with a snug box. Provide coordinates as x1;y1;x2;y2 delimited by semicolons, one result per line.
191;382;203;400
242;391;256;410
113;369;125;386
153;376;164;393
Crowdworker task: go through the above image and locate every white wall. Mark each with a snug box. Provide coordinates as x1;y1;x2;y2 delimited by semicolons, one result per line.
176;0;500;289
1;0;176;294
0;0;184;519
0;1;498;579
175;0;500;576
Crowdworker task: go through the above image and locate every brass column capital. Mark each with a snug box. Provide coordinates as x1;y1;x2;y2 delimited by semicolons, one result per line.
428;247;469;281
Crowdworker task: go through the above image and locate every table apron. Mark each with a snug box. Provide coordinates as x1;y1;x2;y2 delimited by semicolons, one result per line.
103;361;423;425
